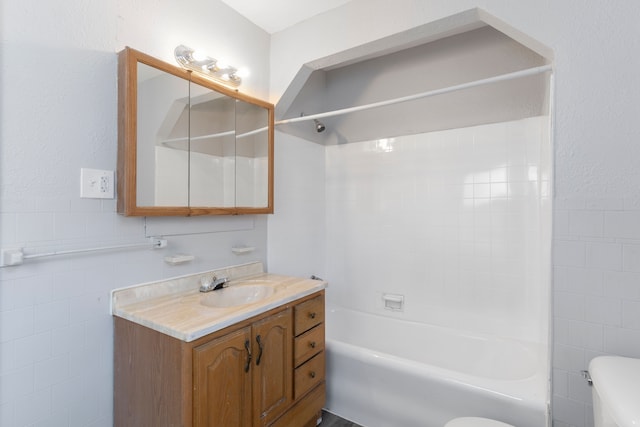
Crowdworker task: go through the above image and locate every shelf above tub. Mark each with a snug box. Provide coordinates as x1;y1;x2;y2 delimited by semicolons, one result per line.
276;8;553;145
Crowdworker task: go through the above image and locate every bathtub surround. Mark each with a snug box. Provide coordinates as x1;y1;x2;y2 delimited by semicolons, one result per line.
272;13;555;424
325;117;551;344
1;2;640;427
320;117;551;426
275;23;552;425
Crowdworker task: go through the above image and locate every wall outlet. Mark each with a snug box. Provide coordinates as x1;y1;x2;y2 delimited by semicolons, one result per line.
80;168;115;199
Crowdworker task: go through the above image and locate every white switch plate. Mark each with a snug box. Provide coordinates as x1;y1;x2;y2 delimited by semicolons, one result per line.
80;168;114;199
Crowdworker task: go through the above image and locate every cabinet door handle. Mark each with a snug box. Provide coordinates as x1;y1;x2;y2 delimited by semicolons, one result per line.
244;339;252;373
309;312;316;319
309;341;316;349
309;371;316;379
255;335;264;366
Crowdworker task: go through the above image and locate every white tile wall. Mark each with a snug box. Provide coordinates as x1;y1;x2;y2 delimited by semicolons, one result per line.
325;116;551;344
552;197;640;426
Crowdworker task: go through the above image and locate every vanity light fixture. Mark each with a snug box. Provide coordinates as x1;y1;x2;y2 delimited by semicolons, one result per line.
174;44;242;88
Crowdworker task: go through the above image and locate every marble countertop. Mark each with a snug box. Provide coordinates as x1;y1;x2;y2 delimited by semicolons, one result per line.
111;262;327;342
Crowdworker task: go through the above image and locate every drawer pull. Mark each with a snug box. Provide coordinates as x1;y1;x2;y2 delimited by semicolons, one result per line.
309;341;316;349
309;312;316;319
309;371;316;379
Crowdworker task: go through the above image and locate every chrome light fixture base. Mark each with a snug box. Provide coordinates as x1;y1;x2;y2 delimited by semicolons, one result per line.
174;44;241;88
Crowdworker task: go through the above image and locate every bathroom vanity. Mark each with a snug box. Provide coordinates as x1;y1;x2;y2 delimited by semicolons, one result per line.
112;263;326;427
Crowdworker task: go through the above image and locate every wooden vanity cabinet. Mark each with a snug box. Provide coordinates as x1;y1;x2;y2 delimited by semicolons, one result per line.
114;291;325;427
193;308;292;426
193;326;253;426
270;293;326;427
293;295;325;399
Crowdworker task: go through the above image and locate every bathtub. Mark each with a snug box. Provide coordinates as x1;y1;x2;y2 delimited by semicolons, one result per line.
324;306;549;427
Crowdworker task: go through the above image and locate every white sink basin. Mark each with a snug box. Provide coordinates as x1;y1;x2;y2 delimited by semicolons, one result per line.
200;284;275;308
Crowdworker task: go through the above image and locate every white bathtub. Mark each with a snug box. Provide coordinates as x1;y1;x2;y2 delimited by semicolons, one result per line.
324;307;549;427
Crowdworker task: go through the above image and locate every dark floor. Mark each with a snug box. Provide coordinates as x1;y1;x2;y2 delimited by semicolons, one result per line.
320;410;364;427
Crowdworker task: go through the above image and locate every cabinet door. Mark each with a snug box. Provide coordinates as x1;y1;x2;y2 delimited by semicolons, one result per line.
118;47;274;216
252;309;293;426
193;327;253;427
188;83;236;208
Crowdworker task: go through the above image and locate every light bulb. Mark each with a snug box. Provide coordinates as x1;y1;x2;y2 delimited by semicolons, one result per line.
191;50;207;62
236;67;250;78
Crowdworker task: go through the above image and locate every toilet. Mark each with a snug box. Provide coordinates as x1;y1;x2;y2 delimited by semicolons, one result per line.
444;417;514;427
589;356;640;427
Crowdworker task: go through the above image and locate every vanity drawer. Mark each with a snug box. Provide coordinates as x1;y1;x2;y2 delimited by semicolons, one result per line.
294;295;324;335
294;324;325;367
294;351;325;400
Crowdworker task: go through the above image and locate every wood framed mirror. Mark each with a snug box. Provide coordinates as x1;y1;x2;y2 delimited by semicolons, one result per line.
117;47;274;216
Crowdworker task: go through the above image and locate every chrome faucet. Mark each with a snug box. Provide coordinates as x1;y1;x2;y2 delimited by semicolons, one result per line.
199;275;229;292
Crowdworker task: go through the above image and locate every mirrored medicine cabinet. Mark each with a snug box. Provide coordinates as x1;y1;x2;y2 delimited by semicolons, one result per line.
117;47;274;216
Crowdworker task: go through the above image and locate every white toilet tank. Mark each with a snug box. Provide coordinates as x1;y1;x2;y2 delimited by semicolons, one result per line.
588;356;640;427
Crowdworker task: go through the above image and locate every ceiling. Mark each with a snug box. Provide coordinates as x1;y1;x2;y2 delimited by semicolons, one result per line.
221;0;353;34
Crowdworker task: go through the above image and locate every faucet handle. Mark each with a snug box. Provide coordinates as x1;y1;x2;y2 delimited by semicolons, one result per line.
212;276;228;290
199;274;216;292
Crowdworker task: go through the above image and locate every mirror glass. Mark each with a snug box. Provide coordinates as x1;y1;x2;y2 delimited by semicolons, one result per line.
189;83;236;207
235;99;270;208
136;62;189;207
120;48;273;216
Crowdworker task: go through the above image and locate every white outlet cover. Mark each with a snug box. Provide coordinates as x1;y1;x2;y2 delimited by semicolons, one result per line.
80;168;115;199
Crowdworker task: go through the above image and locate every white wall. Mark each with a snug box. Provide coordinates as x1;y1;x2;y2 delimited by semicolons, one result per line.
0;1;270;426
268;2;640;427
267;132;326;278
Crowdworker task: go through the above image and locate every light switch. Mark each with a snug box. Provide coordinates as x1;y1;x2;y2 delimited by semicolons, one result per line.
80;168;114;199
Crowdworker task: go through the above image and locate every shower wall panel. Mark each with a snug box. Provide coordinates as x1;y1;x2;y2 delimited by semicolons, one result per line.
325;116;551;343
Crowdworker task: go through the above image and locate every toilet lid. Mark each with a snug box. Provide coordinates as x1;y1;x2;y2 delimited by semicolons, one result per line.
589;356;640;427
445;417;515;427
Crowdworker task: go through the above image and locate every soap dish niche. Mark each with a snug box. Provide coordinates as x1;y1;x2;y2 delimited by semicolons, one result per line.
164;254;195;265
232;246;255;255
382;293;404;311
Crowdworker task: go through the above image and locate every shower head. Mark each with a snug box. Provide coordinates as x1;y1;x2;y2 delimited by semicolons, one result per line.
314;119;326;133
